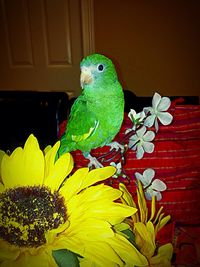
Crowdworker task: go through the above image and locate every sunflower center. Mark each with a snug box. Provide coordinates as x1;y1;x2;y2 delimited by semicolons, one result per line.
0;186;67;248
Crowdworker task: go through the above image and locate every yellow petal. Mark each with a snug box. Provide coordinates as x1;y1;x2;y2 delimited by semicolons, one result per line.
150;243;173;267
138;180;148;223
119;184;139;223
137;188;145;223
134;222;156;259
119;183;136;207
59;167;89;201
146;221;155;244
113;222;130;232
155;212;164;234
67;184;136;225
44;141;60;178
57;235;123;267
82;241;123;267
73;183;121;203
1;250;56;267
79;257;98;267
44;151;73;190
1;134;44;188
108;233;148;266
82;166;116;188
43;145;52;155
0;240;20;261
149;195;156;221
60;166;116;201
153;206;163;224
68;199;132;226
156;215;171;234
68;218;114;241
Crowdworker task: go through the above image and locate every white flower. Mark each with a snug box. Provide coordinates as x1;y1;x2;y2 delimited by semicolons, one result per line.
144;92;173;132
135;168;167;201
110;162;125;178
128;109;146;129
128;126;155;159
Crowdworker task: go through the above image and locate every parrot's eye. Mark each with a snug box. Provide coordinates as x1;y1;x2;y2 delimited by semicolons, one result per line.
97;64;104;72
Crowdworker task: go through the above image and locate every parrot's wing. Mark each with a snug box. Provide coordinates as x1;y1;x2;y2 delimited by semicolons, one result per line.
66;98;99;143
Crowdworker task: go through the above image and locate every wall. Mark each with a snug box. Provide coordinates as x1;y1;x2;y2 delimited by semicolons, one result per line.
93;1;200;97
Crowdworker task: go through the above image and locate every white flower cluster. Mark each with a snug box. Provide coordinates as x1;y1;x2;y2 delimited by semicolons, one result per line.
110;92;173;201
135;168;167;201
127;92;172;200
128;92;173;159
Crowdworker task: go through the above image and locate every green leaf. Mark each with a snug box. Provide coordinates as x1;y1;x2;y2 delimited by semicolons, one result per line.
122;229;136;246
52;249;80;267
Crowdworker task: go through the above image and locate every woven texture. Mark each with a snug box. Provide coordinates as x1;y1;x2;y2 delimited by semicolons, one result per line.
60;103;200;225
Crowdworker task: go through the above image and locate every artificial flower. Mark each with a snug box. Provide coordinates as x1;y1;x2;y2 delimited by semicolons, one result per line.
144;92;173;132
149;243;173;267
0;134;147;267
134;222;173;267
128;126;155;159
119;181;172;266
127;109;146;131
135;168;167;201
110;162;126;179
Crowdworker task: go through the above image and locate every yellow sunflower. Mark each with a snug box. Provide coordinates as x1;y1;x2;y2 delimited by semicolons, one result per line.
119;181;173;267
0;134;147;267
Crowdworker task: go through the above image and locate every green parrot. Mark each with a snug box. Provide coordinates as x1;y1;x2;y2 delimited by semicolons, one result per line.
58;53;124;167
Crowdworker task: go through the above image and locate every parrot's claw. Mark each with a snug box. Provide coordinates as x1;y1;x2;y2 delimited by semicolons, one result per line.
107;141;124;152
85;153;104;168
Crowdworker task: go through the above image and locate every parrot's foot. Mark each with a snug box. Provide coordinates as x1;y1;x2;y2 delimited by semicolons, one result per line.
84;153;104;169
107;141;124;152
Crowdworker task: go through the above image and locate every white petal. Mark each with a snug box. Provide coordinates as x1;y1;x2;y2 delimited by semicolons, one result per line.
110;162;117;167
135;172;146;185
129;134;138;142
128;138;138;149
128;109;136;121
136;126;146;138
155;118;159;132
158;96;171;111
135;173;151;187
158;112;173;125
143;106;153;115
146;187;162;201
143;130;155;142
143;141;155;153
144;191;153;200
152;92;161;109
139;110;147;120
129;109;137;116
151;179;167;191
125;128;132;134
136;145;144;159
133;144;138;151
116;162;122;169
143;168;155;184
144;114;156;127
155;191;162;201
137;174;152;187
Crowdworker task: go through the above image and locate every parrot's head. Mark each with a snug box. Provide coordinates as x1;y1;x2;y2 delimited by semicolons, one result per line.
80;54;118;90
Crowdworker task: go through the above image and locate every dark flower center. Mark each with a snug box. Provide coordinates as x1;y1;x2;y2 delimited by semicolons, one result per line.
0;186;67;248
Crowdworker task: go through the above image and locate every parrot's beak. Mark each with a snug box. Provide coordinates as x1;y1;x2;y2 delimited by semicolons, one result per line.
80;67;93;89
